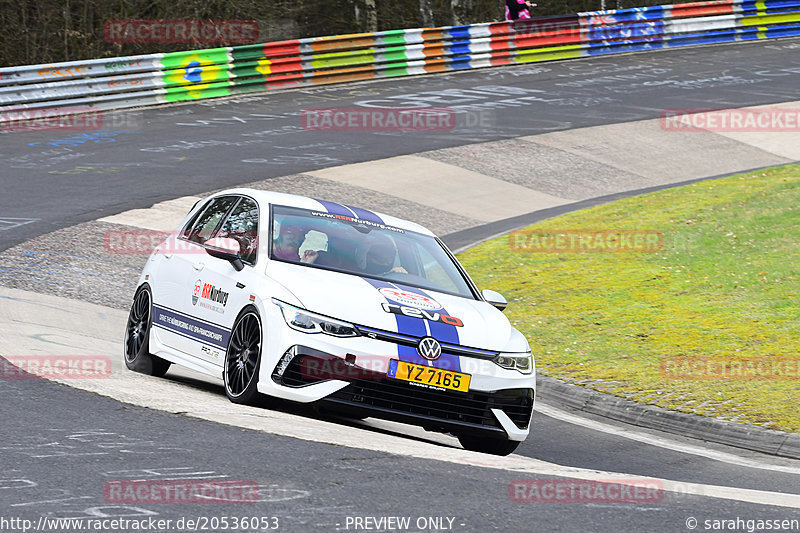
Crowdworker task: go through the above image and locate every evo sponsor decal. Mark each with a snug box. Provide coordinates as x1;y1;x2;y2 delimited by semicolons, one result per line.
365;278;461;372
153;304;230;350
192;279;229;314
378;288;441;310
381;303;463;327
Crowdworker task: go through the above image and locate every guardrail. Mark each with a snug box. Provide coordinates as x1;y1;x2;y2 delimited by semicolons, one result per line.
1;0;799;123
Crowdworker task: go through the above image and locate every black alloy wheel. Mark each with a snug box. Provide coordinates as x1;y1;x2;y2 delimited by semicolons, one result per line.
224;308;262;404
124;286;171;377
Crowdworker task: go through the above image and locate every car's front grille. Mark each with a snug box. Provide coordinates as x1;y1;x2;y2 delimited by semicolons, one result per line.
327;378;534;431
273;349;534;434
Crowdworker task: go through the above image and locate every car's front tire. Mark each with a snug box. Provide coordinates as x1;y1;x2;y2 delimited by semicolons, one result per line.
458;434;520;456
223;307;262;405
124;285;171;377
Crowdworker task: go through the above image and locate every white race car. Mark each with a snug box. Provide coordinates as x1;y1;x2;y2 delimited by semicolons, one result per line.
124;189;535;455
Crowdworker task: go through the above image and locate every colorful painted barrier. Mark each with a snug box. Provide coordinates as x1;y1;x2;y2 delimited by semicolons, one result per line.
1;0;799;122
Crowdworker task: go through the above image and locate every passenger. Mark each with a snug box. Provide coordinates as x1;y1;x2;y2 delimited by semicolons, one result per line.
505;0;533;20
272;221;318;263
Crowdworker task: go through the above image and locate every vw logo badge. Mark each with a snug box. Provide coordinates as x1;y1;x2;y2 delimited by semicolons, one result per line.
417;337;442;361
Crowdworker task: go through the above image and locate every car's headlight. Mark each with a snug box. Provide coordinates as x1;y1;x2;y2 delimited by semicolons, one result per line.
272;299;359;338
494;352;533;374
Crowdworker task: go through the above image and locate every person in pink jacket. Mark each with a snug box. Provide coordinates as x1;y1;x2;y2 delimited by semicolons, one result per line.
505;0;533;20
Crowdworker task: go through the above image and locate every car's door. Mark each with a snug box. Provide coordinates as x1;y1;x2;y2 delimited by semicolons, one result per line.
150;195;239;363
186;196;261;366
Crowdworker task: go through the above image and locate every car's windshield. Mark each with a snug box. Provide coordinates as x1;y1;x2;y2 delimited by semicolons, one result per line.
270;205;476;299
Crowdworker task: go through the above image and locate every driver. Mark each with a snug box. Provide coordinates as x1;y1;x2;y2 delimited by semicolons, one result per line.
365;235;407;275
272;220;317;263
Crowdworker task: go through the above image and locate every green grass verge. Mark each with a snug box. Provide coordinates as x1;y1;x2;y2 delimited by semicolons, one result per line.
457;164;800;432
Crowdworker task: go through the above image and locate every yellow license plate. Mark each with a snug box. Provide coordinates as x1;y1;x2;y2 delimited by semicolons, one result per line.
388;360;471;392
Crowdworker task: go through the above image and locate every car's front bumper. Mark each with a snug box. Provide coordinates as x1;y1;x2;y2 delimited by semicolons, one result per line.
265;344;535;441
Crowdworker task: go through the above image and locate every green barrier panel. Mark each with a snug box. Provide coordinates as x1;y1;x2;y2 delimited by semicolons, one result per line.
161;79;234;102
378;31;414;47
160;49;232;101
230;58;279;80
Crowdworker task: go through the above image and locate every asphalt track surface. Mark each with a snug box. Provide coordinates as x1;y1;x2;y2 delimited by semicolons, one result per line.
4;38;800;252
2;39;800;532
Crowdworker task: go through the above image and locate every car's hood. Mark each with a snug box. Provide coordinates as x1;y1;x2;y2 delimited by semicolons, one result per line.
266;262;522;352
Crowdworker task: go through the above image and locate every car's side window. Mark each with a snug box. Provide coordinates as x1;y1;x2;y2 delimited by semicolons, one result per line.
180;200;211;239
217;197;259;265
182;196;238;245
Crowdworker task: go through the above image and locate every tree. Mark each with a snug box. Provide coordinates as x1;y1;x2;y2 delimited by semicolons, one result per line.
419;0;435;27
451;0;472;25
364;0;378;31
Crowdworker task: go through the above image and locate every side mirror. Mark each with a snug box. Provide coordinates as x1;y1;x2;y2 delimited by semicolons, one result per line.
204;237;244;271
482;289;507;311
